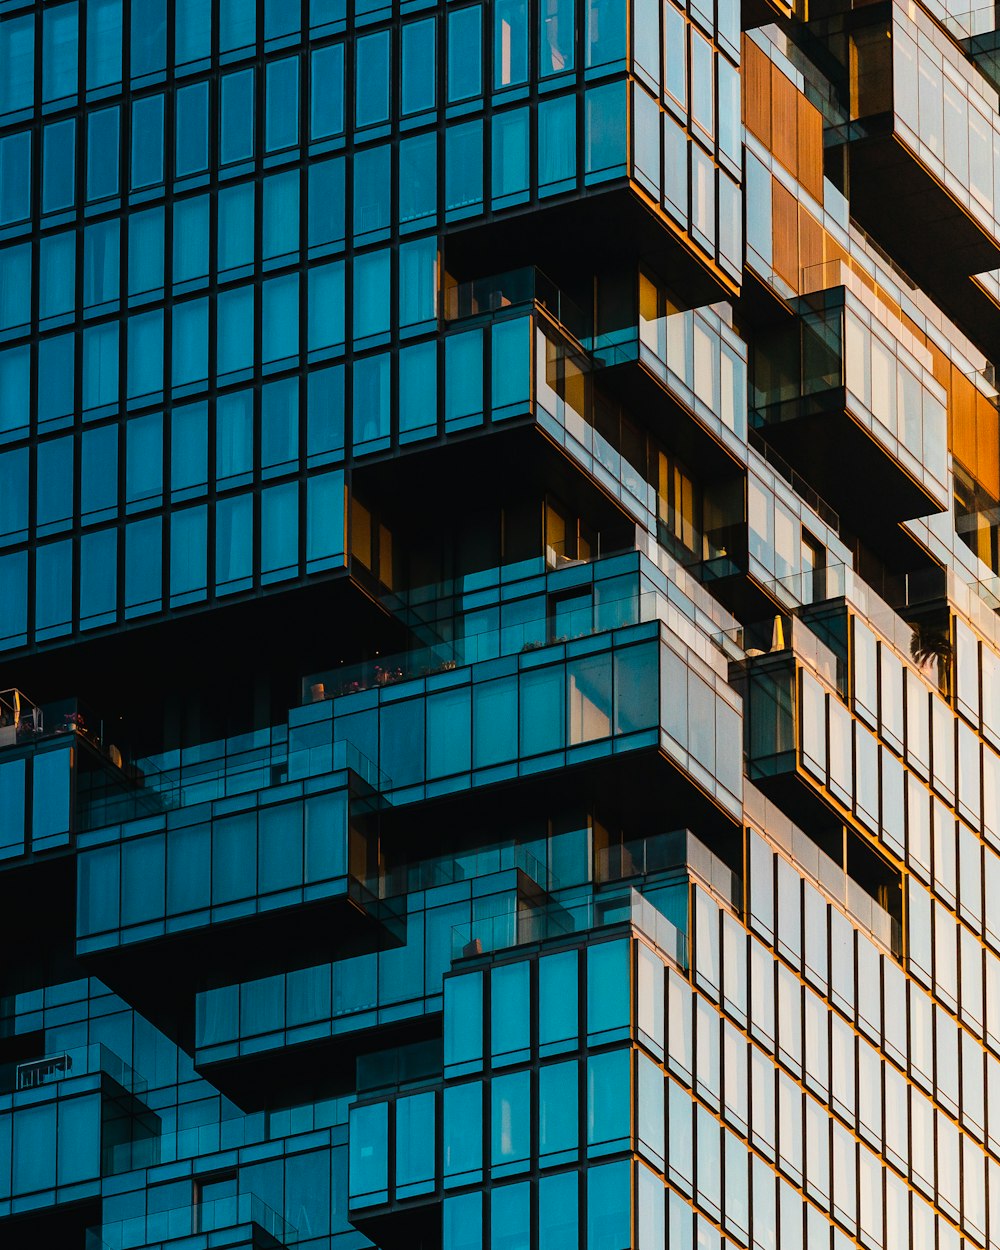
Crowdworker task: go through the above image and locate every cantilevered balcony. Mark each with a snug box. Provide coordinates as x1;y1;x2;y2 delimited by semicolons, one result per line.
0;1043;157;1230
74;744;403;1045
86;1195;296;1250
750;275;949;537
804;0;1000;330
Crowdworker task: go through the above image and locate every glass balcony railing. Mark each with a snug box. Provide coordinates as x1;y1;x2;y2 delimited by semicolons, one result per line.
444;267;591;347
451;884;689;971
2;1043;146;1101
87;1194;297;1250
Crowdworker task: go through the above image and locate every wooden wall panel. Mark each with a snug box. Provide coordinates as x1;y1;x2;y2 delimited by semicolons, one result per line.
772;181;799;289
975;395;1000;499
796;94;825;205
742;38;771;148
770;64;798;175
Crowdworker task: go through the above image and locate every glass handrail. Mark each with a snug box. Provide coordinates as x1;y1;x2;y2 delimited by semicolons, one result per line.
87;1193;297;1250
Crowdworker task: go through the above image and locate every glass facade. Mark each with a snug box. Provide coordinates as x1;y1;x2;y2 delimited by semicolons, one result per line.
3;1;1000;1250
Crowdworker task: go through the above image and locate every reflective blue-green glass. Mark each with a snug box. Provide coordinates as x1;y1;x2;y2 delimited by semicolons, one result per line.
585;81;627;180
354;146;390;237
220;0;256;56
217;286;254;378
399;237;437;329
42;120;75;213
396;1092;435;1196
126;309;164;402
306;364;345;463
80;526;117;627
307;157;344;256
0;758;26;857
0;448;27;543
39;232;75;320
170;505;208;603
307;261;345;356
219;181;255;275
492;1181;530;1250
263;273;299;366
586;0;624;67
0;243;30;334
306;470;345;570
444;971;483;1071
348;1102;388;1204
638;1052;664;1167
491;961;530;1063
353;351;390;451
131;94;164;188
81;422;120;525
83;219;119;309
264;170;299;264
587;939;629;1041
216;492;253;593
494;0;528;87
587;1159;631;1250
399;340;437;442
40;334;76;424
216;390;253;472
262;378;298;475
426;686;471;778
175;0;211;69
221;70;255;164
356;31;390;127
121;832;164;926
125;516;162;615
540;1060;578;1161
265;0;300;43
0;551;27;645
448;7;482;101
87;106;120;200
520;664;564;755
493;109;529;200
587;1048;630;1153
42;3;78;105
32;746;71;842
310;44;344;139
176;81;209;176
35;539;73;637
539;949;578;1053
492;317;530;414
0;16;33;117
399;134;436;224
36;436;74;531
444;1192;483;1250
173;195;209;286
446;121;484;211
0;132;31;224
261;481;298;581
13;1103;57;1194
266;56;299;151
172;298;208;391
539;1171;578;1249
444;1080;483;1185
402;20;435;113
445;328;483;428
130;0;166;81
126;417;163;510
128;206;164;298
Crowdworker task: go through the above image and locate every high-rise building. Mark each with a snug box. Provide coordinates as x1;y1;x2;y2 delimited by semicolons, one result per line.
3;0;1000;1246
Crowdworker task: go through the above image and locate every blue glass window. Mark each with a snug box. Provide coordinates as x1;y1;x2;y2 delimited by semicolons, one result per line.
39;232;76;321
356;31;390;127
126;412;163;507
262;273;299;368
82;322;118;414
86;0;121;92
306;470;345;571
218;181;255;277
445;329;484;429
82;424;118;520
32;746;71;841
261;481;299;582
0;758;26;858
400;237;438;331
35;540;73;638
83;219;119;311
0;132;32;225
310;44;344;139
216;493;253;593
264;170;300;265
353;353;390;452
42;4;79;107
307;261;345;359
308;158;345;255
446;121;484;213
216;389;254;486
585;81;627;181
400;134;436;224
172;298;209;392
217;286;255;379
128;206;165;299
130;0;166;82
0;448;27;545
87;107;120;201
0;551;27;647
173;195;209;288
494;0;528;88
80;527;117;627
585;0;625;68
540;1061;578;1160
0;16;33;118
539;1172;578;1249
354;250;391;343
492;1182;530;1250
399;341;437;442
444;1193;483;1250
221;70;255;165
265;0;300;45
170;505;208;604
176;81;209;177
402;20;435;114
266;56;300;151
540;0;574;76
444;1082;482;1186
42;120;75;214
587;1159;631;1249
220;0;256;57
354;146;390;238
448;7;482;102
39;334;75;425
176;0;211;71
126;308;164;403
262;377;298;475
493;108;529;203
171;401;208;498
307;364;345;464
36;436;74;533
0;244;30;335
125;516;162;616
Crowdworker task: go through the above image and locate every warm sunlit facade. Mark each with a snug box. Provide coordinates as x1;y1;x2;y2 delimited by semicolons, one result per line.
2;0;1000;1248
